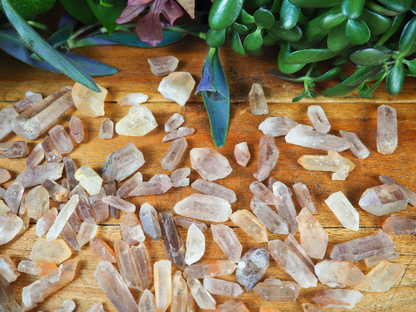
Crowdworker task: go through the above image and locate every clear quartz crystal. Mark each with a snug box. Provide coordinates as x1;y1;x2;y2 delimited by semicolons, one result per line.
129;174;173;196
72;82;107;117
118;93;148;106
64;157;78;189
0;106;18;141
162;127;195;142
154;260;172;312
183;260;237;279
26;143;45;168
115;104;158;136
89;187;109;222
187;278;216;310
0;141;28;158
4;181;24;214
234;142;250;167
139;289;157;312
293;183;316;214
272;182;298;235
285;234;315;275
325;191;359;231
46;195;79;241
365;250;400;268
253;280;300;302
249;83;268;115
190;148;232;181
102;196;136;212
158;72;196;106
250;197;289;234
14;92;42;112
69;184;96;224
42;135;62;163
185;223;205;265
159;212;186;270
117;172;143;198
120;212;145;244
36;207;58;237
315;260;365;288
21;185;49;220
231;210;268;243
191;179;236;203
42;179;69;203
165;113;184;132
77;222;98;247
313;289;363;309
0;214;23;245
203;277;243;297
49;125;73;154
148;55;179;76
139;203;162;241
105;181;119;219
339;130;370;159
69;116;84;144
17;260;57;276
86;303;106;312
55;299;75;312
60;222;81;252
161;137;188;170
377;104;398;154
174;216;207;232
0;200;11;215
98;118;114;139
254;135;279;182
114;239;144;291
74;166;103;196
29;238;72;264
250;181;281;207
258;116;297;137
170;168;191;187
217;300;249;312
307;105;331;133
131;242;152;290
90;237;117;263
382;215;416;234
236;247;269;291
211;224;242;263
0;254;20;283
380;175;416;207
171;271;187;312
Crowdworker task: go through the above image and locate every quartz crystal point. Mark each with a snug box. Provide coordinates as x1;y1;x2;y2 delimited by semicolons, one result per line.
250;196;289;234
174;216;207;232
165;113;184;132
330;231;395;261
272;182;298;235
159;212;186;270
17;163;64;188
355;260;404;292
140;203;162;241
302;303;325;312
0;188;5;200
118;93;148;106
129;174;173;196
174;194;232;222
382;214;416;234
258;116;297;137
254;135;279;182
101;143;145;182
0;106;18;141
89;187;109;222
94;261;139;312
63;157;78;189
186;292;195;312
307;105;331;133
0;254;19;283
253;280;300;302
365;250;400;268
234;142;250;167
22;259;77;310
185;223;205;265
12;87;73;140
59;222;81;252
77;222;98;247
46;195;79;241
36;208;57;237
74;166;103;196
298;151;355;173
17;260;57;276
313;289;363;309
69;116;84;144
216;300;249;312
148;55;179;76
315;260;364;288
114;239;144;291
19;203;29;231
293;183;316;214
162;127;195;142
380;175;416;206
72;82;107;117
117;173;143;199
377;104;397;154
42;135;62;163
158;72;195;106
339;130;370;159
30;238;71;264
296;208;328;259
49;125;73;154
187;278;216;310
286;124;350;151
0;214;23;245
42;180;69;203
236;247;269;291
90;237;117;263
231;210;268;243
87;303;106;312
120;212;145;244
249;83;268;115
249;181;281;206
102;196;136;212
98;118;114;139
132;242;152;290
203;277;243;297
154;260;172;312
21;185;49;220
211;224;242;263
104;181;119;219
26;143;44;169
183;260;237;279
324;191;359;231
14;93;42;112
192;179;236;203
115;104;158;136
269;239;317;288
4;181;24;214
161;137;187;170
55;300;75;312
70;184;96;223
0;141;28;159
172;271;187;312
138;289;157;312
0;200;11;215
190;148;232;181
0;274;24;312
358;184;408;216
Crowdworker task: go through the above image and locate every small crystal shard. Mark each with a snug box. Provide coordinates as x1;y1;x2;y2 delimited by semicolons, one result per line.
90;237;117;263
21;185;49;220
17;260;57;276
138;289;157;312
365;250;400;268
154;260;172;312
185;223;205;265
174;216;207;232
102;196;136;213
36;208;58;237
22;259;77;310
115;104;158;136
231;210;268;243
159;212;186;269
70;184;96;223
184;260;237;279
382;214;416;234
325;191;359;231
254;135;279;182
165;113;184;132
148;55;179;76
380;175;416;206
158;72;195;106
30;238;71;264
236;247;269;291
46;195;79;241
72;82;107;117
172;270;187;312
129;174;173;196
234;142;250;167
49;125;73;154
0;141;28;158
55;299;75;312
139;203;162;241
120;212;145;244
307;105;331;133
272;182;298;235
26;143;45;169
42;180;69;203
211;224;242;263
296;208;328;259
114;239;144;291
4;181;24;214
187;278;216;310
253;280;300;302
162;127;195;142
74;166;102;196
69;116;84;144
315;260;364;288
0;254;19;283
63;157;78;189
339;130;370;159
250;196;289;234
0;169;11;184
105;181;119;219
192;179;236;203
377;104;397;154
88;187;109;221
98;118;114;139
118;93;148;106
161;137;188;170
77;222;98;247
42;135;62;163
59;222;81;252
174;194;232;222
298;151;355;174
249;83;268;115
258;116;297;137
0;200;10;215
313;289;363;309
330;231;395;261
187;292;195;312
204;277;243;298
359;184;408;216
0;214;23;245
216;300;249;312
14;92;42;112
0;273;23;311
132;242;152;290
190;148;232;181
249;181;281;206
293;183;316;214
16;164;64;191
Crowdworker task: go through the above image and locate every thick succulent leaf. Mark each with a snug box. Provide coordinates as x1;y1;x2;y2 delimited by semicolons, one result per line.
376;13;406;46
60;0;96;25
341;0;365;19
406;59;416;75
65;52;118;76
227;28;245;55
313;66;342;82
96;30;185;47
268;21;302;42
288;0;340;8
278;41;305;74
399;16;416;57
176;0;194;19
365;0;401;16
319;5;345;30
378;0;412;13
361;71;387;98
269;68;304;82
386;61;405;95
327;21;348;52
360;9;392;36
346;18;370;45
346;65;383;86
280;0;299;29
350;48;393;66
284;48;339;64
87;0;127;35
254;8;275;29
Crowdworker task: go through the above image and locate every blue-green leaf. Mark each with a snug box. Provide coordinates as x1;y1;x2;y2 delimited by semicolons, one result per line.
96;31;185;47
47;25;73;48
65;52;118;76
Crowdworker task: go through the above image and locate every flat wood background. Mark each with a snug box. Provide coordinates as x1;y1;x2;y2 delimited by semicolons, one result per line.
1;22;416;312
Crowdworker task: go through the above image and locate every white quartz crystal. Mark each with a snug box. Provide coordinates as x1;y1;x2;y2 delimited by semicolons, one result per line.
115;104;158;136
158;72;195;106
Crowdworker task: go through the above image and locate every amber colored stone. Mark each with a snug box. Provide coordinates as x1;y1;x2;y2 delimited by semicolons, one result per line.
30;238;72;264
17;260;58;276
184;260;237;280
231;210;268;243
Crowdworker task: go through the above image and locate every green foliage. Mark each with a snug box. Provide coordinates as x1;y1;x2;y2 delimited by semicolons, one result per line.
59;0;96;25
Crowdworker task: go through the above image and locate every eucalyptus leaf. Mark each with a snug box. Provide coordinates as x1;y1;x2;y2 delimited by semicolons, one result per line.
87;0;126;35
350;48;393;66
277;41;305;73
96;31;185;47
59;0;96;25
280;0;299;29
386;61;405;95
284;48;339;64
399;16;416;57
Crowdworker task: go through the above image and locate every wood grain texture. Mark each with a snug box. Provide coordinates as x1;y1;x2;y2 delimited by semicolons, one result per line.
1;34;416;312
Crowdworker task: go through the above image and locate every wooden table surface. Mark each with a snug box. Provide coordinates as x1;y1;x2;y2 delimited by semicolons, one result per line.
1;34;416;312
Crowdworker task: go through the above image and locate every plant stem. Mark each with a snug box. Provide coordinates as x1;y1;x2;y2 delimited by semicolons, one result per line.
27;21;53;34
162;25;206;40
70;22;100;40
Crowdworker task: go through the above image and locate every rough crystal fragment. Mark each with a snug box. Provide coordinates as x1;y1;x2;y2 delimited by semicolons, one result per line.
30;238;71;264
249;181;281;206
313;289;363;309
0;200;10;215
138;289;157;312
365;250;400;268
104;181;119;219
355;260;404;292
72;82;107;117
254;135;279;182
236;248;269;291
380;175;416;207
253;280;300;302
17;261;57;276
20;185;49;220
0;254;19;283
258;116;297;137
192;179;236;203
359;184;408;216
185;223;205;265
41;135;62;163
4;181;24;214
17;163;64;189
26;143;44;169
115;104;158;136
114;239;144;291
0;169;11;184
272;182;298;235
88;187;109;222
249;83;268;115
234;142;250;167
184;260;237;279
315;260;364;288
293;183;316;214
216;300;249;312
77;222;98;247
330;231;395;261
174;194;232;222
286;124;350;151
74;166;102;196
46;195;79;241
0;273;23;312
0;214;23;245
94;261;139;312
231;210;268;243
211;224;242;263
158;72;195;106
149;55;179;76
59;222;80;252
307;105;331;133
14;93;42;112
162;127;195;142
298;151;355;173
187;292;195;312
98;118;114;139
161;138;187;170
132;242;152;290
382;215;416;234
324;191;359;231
55;300;75;312
129;174;173;196
63;157;78;189
102;196;136;213
49;125;73;154
69;116;84;144
139;203;162;241
165;113;184;132
172;271;187;312
154;260;172;312
0;141;28;159
190;148;232;181
187;278;216;310
116;173;143;199
377;104;397;154
250;197;289;234
118;93;148;106
174;216;207;232
339;130;370;159
203;277;243;298
70;184;96;223
120;212;145;244
159;212;186;269
42;180;69;203
0;187;5;200
36;208;57;237
90;237;116;263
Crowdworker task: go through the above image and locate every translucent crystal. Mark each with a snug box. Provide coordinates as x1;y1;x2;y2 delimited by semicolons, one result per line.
115;104;158;136
154;260;172;312
72;82;107;117
0;106;18;141
190;148;232;181
339;130;370;159
186;292;195;312
88;187;109;222
63;157;78;189
172;271;187;312
0;254;19;283
253;280;300;302
19;203;30;231
46;195;79;241
70;184;96;223
0;200;10;215
231;210;268;243
191;179;236;203
216;300;249;312
120;212;145;244
0;214;23;245
138;289;157;312
377;104;397;154
161;137;188;170
302;303;325;312
98;118;114;139
42;135;62;163
293;183;316;214
20;185;49;221
74;166;102;195
298;150;355;173
204;277;243;298
77;222;98;247
0;141;28;159
187;278;216;310
249;181;281;206
0;187;5;200
236;247;269;291
324;191;359;231
42;180;69;203
30;238;71;264
258;116;297;137
307;105;331;133
272;181;298;235
382;214;416;234
158;72;195;106
49;125;73;154
26;143;45;169
234;142;250;167
114;239;144;291
118;93;148;106
148;55;179;76
165;113;184;132
36;208;57;237
260;307;284;312
4;181;24;214
174;216;207;232
185;223;205;265
162;127;195;142
17;260;57;276
313;289;363;309
14;92;42;112
0;273;24;312
184;260;237;279
254;135;279;182
129;174;173;196
380;175;416;207
365;250;400;268
315;260;364;288
249;83;268;115
55;299;75;312
102;196;136;213
90;237;116;263
211;224;242;263
104;181;119;219
140;203;162;241
69;116;84;144
132;242;152;290
159;212;186;270
250;196;289;234
59;222;81;252
355;260;404;292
